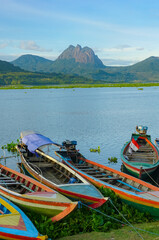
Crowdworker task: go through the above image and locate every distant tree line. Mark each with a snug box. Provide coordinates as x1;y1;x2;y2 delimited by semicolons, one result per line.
0;72;97;86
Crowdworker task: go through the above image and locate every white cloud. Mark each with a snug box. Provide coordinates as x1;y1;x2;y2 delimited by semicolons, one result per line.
19;41;52;52
0;41;10;49
95;45;144;54
102;58;137;66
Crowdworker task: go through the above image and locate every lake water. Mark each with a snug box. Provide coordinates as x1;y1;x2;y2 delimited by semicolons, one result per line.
0;86;159;172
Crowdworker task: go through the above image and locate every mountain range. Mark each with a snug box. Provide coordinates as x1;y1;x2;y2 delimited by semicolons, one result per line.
1;44;159;84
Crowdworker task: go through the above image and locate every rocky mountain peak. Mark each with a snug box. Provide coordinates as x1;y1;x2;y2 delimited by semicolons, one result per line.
57;44;104;67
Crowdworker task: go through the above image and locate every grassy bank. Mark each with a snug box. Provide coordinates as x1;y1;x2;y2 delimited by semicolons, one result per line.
24;188;154;240
1;82;159;89
58;221;159;240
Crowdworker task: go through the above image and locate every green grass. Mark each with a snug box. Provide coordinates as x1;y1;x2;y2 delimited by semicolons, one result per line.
58;221;159;240
23;188;153;240
1;82;159;89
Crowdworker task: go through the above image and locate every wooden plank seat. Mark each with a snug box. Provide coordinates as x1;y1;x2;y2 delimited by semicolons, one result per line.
76;166;91;169
74;163;86;166
128;152;155;156
52;166;71;181
129;156;155;160
127;152;154;156
0;182;21;186
29;159;45;163
0;179;17;183
129;159;154;164
128;157;155;161
93;174;112;178
99;177;122;181
137;148;153;151
0;177;12;180
74;165;88;168
20;184;34;193
78;167;96;171
33;163;54;168
81;169;99;173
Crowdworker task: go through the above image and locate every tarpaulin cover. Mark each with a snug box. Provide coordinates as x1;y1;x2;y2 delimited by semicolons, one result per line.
21;132;55;153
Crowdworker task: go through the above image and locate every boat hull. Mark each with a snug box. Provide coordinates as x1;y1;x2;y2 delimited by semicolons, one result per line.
0;195;47;240
121;134;159;179
19;151;107;209
55;151;159;219
121;159;158;179
0;164;77;222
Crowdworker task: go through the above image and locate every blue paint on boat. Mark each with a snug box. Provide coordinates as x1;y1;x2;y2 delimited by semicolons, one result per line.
60;184;103;198
107;176;142;192
0;195;40;238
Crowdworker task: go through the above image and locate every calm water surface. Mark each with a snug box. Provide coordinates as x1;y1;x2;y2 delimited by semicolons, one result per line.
0;87;159;171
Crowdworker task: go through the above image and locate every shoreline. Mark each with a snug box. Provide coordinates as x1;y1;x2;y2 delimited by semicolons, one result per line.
0;83;159;89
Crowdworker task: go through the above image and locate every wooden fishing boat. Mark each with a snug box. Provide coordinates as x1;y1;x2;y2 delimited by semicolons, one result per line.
0;195;47;240
0;163;77;222
121;126;159;179
17;131;107;209
55;140;159;220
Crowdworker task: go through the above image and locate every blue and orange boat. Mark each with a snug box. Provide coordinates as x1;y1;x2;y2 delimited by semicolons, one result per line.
55;140;159;220
17;131;107;209
121;126;159;179
0;195;47;240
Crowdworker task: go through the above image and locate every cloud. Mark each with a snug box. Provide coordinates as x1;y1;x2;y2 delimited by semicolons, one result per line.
102;58;137;66
19;40;52;52
95;45;144;53
136;47;144;51
0;41;10;49
114;44;132;50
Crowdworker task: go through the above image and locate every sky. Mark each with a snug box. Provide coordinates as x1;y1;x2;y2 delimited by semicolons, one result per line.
1;0;159;66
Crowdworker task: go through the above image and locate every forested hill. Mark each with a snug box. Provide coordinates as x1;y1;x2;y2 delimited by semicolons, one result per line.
2;53;159;85
0;60;94;86
12;45;104;73
11;54;53;72
0;60;23;73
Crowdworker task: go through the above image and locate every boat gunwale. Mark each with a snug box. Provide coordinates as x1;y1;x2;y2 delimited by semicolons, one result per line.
18;146;106;204
55;151;159;199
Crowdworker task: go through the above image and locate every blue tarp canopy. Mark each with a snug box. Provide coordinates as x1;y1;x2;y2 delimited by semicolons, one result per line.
21;131;56;153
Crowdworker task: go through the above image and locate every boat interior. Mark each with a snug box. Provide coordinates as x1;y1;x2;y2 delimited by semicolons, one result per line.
0;167;42;195
55;150;152;193
124;138;157;164
19;146;82;185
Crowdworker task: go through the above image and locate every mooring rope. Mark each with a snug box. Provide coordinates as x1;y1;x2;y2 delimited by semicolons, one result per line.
79;199;159;239
109;198;144;239
79;199;144;240
143;168;159;187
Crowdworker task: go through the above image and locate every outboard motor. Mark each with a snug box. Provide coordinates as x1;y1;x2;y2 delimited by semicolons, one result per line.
136;125;148;135
62;140;77;150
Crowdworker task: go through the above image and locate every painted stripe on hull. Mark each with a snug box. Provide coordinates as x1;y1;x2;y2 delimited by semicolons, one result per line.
0;164;77;222
55;152;159;219
121;135;159;179
0;232;46;240
122;160;158;179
